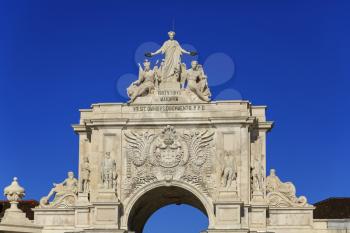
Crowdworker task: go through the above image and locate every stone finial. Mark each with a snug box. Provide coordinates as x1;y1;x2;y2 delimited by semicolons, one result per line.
4;177;25;203
1;177;32;225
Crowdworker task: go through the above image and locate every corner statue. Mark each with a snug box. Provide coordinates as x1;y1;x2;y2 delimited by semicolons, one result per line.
145;31;197;82
40;171;78;207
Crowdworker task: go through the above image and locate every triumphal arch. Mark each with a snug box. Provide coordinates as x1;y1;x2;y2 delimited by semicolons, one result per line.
2;32;347;233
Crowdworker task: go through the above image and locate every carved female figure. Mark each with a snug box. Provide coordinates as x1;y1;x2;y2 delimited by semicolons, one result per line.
146;31;196;82
127;59;156;103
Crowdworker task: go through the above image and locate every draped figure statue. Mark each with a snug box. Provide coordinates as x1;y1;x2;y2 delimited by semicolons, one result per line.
146;31;197;82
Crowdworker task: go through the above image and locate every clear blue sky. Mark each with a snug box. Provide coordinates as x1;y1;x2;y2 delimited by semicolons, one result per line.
0;1;349;232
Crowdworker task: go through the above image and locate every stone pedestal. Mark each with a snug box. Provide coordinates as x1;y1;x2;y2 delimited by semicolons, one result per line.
1;204;32;225
83;229;127;233
214;201;244;229
92;202;121;228
96;189;119;202
0;205;42;233
251;190;264;203
34;208;76;227
268;207;315;229
75;193;92;227
218;189;239;201
91;189;121;228
249;204;268;231
204;229;249;233
75;207;91;227
77;192;90;205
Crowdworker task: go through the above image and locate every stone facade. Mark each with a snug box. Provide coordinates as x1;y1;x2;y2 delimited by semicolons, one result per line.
1;32;349;233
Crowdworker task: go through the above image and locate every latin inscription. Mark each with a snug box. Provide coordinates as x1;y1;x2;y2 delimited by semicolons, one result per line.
158;90;181;102
132;105;205;112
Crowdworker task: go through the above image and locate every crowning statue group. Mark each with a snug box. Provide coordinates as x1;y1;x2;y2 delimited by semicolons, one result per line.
127;31;211;103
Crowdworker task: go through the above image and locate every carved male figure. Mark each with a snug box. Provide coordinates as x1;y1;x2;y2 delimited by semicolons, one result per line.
145;31;197;81
46;171;78;200
101;152;117;189
127;59;156;103
182;61;211;102
251;156;264;193
221;151;237;189
80;157;90;193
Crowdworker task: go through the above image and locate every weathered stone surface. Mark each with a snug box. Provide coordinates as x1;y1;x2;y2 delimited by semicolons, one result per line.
5;32;347;233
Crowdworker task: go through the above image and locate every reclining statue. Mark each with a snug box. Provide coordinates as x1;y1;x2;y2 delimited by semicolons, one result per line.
266;169;308;207
40;171;78;207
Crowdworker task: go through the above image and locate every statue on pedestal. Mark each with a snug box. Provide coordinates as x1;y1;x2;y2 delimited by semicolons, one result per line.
101;152;117;190
80;157;90;193
145;31;197;82
181;60;211;102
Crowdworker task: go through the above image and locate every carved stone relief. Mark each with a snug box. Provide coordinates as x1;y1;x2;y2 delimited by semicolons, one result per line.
219;150;238;191
123;125;215;199
250;129;266;203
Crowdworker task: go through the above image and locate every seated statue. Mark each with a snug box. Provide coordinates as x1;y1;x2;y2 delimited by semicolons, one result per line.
40;171;78;207
181;61;211;102
127;59;157;103
266;169;308;207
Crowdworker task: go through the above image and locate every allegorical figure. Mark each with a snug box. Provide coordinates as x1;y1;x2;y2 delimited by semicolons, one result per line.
80;157;90;193
101;152;117;189
266;169;308;206
127;59;157;103
181;60;211;102
220;151;237;189
145;31;197;82
266;169;296;200
45;171;78;201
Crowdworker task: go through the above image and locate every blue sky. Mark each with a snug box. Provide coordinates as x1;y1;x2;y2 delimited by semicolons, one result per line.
0;1;349;232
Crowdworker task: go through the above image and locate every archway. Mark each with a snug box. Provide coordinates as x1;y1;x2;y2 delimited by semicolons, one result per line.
124;182;214;233
143;204;208;233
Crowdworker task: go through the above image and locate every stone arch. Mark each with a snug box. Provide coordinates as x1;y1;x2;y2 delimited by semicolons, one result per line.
122;180;215;233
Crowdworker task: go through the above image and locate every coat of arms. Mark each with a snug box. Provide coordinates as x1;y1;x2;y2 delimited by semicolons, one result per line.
123;125;214;197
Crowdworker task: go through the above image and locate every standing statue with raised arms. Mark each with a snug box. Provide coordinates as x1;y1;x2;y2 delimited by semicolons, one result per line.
145;31;197;82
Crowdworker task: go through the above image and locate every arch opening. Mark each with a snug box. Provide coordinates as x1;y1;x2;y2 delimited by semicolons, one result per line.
143;204;209;233
127;186;209;233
